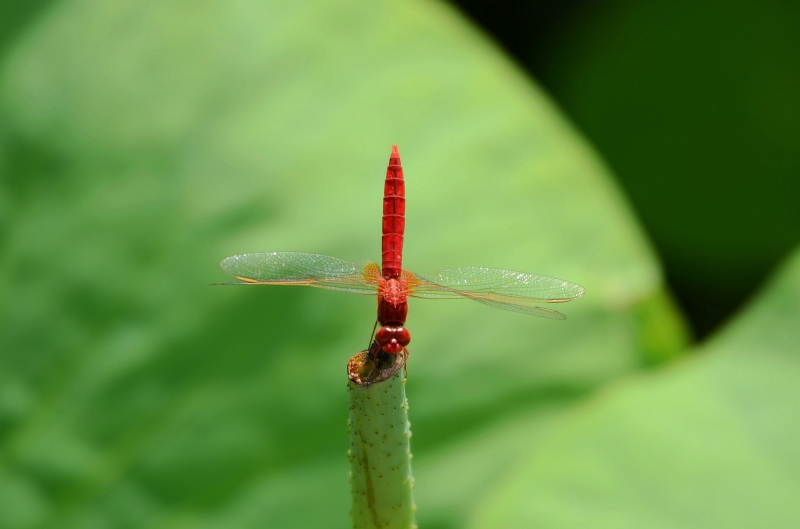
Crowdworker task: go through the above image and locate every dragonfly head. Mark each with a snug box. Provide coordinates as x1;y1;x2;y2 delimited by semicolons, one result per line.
376;326;410;354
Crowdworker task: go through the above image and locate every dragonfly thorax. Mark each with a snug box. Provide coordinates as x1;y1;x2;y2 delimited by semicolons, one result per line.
380;277;406;303
377;278;408;327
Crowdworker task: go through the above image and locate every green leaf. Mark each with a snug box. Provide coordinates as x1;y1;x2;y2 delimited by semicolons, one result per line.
0;0;687;527
538;1;800;333
470;245;800;529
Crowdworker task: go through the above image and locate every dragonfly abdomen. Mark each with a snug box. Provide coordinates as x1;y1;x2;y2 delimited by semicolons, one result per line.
382;145;405;279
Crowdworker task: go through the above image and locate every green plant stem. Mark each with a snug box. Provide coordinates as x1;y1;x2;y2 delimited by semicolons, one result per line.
347;351;416;529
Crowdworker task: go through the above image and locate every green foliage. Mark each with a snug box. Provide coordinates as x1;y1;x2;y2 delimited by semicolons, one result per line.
0;1;792;529
536;0;800;333
470;246;800;529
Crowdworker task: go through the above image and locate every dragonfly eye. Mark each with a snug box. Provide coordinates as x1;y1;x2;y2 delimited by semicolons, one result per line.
395;327;410;346
375;327;392;346
376;326;410;348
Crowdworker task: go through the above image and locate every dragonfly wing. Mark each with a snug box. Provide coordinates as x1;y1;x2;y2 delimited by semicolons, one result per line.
470;297;567;319
410;267;585;302
407;267;583;319
220;252;381;295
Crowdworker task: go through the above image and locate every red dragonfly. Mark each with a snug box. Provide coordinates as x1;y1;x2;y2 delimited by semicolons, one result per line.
220;146;584;360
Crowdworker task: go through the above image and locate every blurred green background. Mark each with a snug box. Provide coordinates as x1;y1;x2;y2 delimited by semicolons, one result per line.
0;1;797;528
453;0;800;337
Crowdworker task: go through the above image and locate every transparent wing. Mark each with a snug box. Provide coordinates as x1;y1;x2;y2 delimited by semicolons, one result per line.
470;298;568;320
220;252;381;295
408;267;585;319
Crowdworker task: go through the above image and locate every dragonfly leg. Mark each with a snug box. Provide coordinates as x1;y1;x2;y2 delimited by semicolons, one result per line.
366;320;379;351
364;341;381;382
402;347;409;377
367;340;381;360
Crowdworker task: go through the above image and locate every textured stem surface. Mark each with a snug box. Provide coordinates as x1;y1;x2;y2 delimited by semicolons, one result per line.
348;351;416;529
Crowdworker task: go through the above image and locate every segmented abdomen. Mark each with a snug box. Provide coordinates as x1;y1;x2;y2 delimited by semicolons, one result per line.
381;145;405;279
